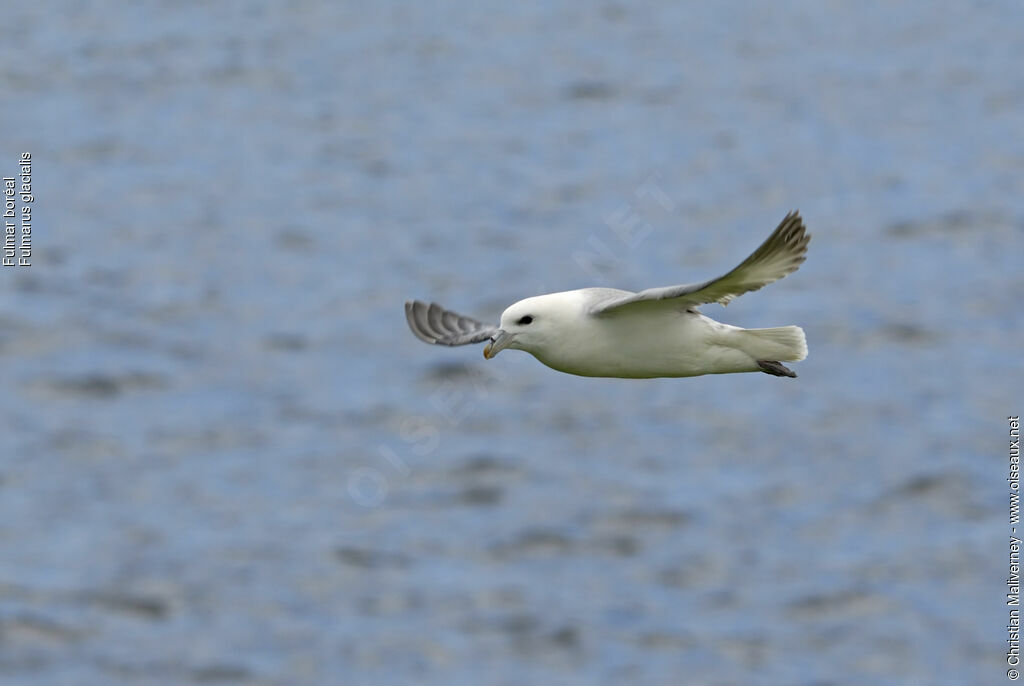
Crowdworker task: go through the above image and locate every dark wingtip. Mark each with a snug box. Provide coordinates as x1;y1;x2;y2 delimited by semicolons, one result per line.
405;300;440;344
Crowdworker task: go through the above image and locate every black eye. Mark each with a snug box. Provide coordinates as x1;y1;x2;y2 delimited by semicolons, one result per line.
517;315;533;325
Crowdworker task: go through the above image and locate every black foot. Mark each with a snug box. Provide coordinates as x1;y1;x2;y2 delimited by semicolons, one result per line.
757;360;797;378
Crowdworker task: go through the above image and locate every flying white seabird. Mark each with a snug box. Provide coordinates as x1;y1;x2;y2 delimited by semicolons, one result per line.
405;212;810;379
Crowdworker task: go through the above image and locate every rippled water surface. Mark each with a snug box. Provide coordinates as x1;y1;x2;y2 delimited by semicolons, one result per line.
0;3;1021;684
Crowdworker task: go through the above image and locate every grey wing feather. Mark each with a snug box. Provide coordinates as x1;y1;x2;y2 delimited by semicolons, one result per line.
589;211;810;315
404;300;498;346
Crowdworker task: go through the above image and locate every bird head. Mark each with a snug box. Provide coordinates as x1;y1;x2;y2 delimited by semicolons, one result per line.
483;294;569;359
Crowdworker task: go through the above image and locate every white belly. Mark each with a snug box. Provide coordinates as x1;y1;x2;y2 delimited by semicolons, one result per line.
530;310;759;379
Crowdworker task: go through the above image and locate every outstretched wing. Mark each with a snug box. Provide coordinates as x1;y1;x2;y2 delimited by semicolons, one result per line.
589;211;810;315
405;300;499;346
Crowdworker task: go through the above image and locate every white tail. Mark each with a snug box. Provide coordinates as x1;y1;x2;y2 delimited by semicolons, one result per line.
737;326;807;361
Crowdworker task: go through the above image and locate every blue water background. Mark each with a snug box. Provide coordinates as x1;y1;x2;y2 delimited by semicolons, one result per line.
0;3;1021;684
